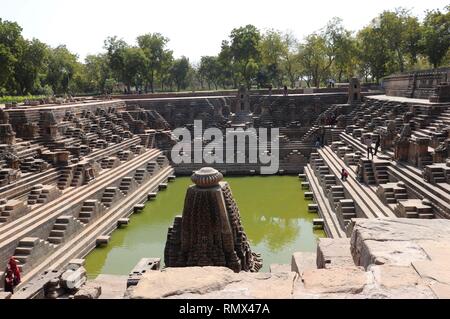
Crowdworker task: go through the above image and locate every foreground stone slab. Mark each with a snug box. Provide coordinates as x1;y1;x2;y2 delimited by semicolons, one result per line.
350;219;450;268
412;260;450;298
74;282;102;299
129;267;297;299
317;238;354;269
366;265;434;299
0;292;12;299
291;252;316;274
269;264;292;273
301;267;367;295
92;275;128;299
428;283;450;299
130;267;239;299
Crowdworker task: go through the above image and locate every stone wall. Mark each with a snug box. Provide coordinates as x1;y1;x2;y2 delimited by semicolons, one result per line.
124;93;349;129
383;68;450;100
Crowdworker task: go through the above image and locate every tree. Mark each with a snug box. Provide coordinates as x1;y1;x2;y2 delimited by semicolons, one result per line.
15;39;49;95
421;8;450;68
84;54;111;93
46;45;80;94
104;36;128;85
357;24;390;82
198;56;221;90
260;29;287;87
281;31;302;88
323;18;358;82
298;34;329;88
230;25;262;88
170;56;190;91
0;19;23;94
159;50;174;91
137;33;169;93
122;47;147;93
377;9;422;72
217;40;236;88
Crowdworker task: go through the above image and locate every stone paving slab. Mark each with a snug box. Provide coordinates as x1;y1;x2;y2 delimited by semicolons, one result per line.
92;275;128;299
291;252;317;274
301;266;367;295
317;238;354;269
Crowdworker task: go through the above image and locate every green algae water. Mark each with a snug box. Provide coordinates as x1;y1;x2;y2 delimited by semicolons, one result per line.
85;176;324;277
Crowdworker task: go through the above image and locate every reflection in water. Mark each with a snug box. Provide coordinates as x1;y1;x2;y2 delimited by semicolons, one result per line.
84;176;324;277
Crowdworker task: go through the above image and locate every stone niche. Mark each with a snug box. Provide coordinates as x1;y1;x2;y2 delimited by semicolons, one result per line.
164;167;262;273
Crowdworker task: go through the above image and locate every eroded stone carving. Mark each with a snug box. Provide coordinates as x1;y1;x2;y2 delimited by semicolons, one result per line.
164;167;262;273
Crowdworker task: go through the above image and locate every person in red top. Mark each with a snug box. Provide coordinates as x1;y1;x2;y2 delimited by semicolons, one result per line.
341;168;349;182
8;257;21;286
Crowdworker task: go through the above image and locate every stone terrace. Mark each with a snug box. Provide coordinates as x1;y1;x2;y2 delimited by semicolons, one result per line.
303;95;450;239
0;100;175;296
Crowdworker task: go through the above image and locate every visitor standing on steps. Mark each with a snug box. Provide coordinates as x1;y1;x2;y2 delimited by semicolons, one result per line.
9;256;21;287
315;136;321;148
4;266;14;293
341;168;349;181
374;135;381;156
365;137;374;160
320;126;326;147
283;85;288;96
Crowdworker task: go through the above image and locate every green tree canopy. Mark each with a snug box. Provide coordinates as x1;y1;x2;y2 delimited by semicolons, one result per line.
137;33;170;93
230;25;262;88
421;7;450;68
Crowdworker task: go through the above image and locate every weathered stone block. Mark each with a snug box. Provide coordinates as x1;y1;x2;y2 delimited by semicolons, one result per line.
317;238;354;269
301;267;367;294
74;282;102;299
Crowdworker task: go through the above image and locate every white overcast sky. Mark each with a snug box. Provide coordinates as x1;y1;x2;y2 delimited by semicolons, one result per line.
1;0;449;63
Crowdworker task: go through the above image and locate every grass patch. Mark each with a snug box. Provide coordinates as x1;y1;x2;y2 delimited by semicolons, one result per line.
0;95;47;104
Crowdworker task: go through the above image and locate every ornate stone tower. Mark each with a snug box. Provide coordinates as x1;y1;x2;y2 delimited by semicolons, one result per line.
164;167;263;273
234;86;250;113
348;78;362;104
0;109;16;145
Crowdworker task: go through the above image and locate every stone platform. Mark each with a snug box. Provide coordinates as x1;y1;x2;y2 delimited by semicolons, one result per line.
126;218;450;299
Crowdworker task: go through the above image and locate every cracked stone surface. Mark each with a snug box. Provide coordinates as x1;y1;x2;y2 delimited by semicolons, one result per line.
129;267;298;299
363;265;435;299
126;219;450;299
317;238;354;269
350;218;450;268
300;267;368;294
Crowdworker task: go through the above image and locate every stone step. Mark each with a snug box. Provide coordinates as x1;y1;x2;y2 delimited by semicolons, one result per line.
20;238;39;247
406;212;419;218
81;206;95;212
340;207;356;214
56;216;71;224
49;229;65;237
304;192;314;200
48;237;63;244
78;218;90;224
342;212;357;219
13;255;29;264
14;247;33;255
79;212;92;218
394;193;408;200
